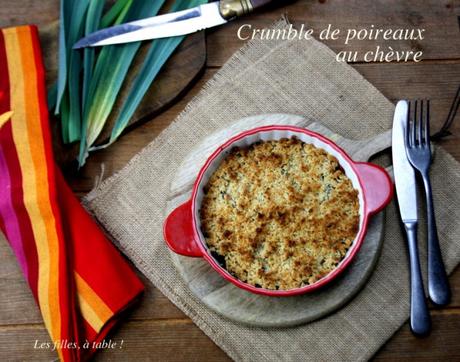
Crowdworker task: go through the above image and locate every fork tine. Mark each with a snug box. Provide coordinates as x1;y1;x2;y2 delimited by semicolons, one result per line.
406;101;412;147
411;100;417;147
406;103;410;147
424;100;430;147
418;100;424;147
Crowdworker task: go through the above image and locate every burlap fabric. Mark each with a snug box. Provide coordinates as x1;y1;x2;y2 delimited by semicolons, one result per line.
83;19;460;361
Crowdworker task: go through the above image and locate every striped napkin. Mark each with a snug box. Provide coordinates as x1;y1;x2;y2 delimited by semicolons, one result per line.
0;25;144;361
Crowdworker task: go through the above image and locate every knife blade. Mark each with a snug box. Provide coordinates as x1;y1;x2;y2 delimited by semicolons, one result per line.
392;100;431;336
393;100;418;222
74;0;273;49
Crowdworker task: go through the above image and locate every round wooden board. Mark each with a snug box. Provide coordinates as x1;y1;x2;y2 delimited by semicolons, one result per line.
165;114;392;327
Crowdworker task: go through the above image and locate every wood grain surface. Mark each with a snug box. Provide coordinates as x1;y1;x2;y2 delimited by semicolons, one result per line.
0;0;460;361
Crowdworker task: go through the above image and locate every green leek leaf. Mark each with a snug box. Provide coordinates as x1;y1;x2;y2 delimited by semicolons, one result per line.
65;0;91;143
55;0;209;166
82;0;104;109
47;83;57;112
100;0;132;28
113;0;134;25
60;92;70;144
78;0;167;166
78;0;105;163
55;0;72;115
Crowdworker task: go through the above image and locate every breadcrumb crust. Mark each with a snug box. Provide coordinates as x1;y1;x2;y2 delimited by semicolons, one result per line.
200;138;359;290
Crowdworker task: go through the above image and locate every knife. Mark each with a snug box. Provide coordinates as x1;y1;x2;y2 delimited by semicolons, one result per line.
74;0;273;49
392;100;431;336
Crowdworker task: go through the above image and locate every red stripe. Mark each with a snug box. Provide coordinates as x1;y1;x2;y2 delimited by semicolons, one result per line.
0;122;39;298
57;171;144;313
0;29;39;299
29;27;80;361
81;317;118;360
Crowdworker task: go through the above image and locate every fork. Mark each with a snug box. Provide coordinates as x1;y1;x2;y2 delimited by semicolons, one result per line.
405;100;451;306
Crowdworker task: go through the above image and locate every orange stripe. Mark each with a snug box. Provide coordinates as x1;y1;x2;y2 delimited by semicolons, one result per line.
75;272;113;332
17;28;62;344
3;27;61;344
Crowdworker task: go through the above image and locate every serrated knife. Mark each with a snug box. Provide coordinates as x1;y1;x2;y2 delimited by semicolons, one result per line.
74;0;274;49
392;100;431;336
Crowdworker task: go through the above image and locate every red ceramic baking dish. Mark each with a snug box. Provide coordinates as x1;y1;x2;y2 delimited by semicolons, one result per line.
163;125;393;296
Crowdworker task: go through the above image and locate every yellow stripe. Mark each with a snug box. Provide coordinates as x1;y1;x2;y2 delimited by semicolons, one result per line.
3;28;60;341
19;28;62;343
78;294;104;332
75;272;113;332
0;111;13;129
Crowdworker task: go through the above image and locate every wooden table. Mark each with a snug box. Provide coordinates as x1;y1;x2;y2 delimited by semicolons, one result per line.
1;0;460;360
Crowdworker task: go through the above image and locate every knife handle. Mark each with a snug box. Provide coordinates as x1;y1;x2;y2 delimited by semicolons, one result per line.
404;221;431;336
249;0;273;9
219;0;273;19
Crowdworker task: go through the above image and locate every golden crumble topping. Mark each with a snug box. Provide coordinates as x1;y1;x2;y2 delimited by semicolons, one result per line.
200;138;360;290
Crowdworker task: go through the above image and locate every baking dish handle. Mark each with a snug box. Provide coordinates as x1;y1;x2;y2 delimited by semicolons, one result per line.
355;162;393;215
163;199;203;257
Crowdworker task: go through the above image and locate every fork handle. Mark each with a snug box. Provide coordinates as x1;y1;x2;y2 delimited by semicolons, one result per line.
421;172;451;306
404;221;431;336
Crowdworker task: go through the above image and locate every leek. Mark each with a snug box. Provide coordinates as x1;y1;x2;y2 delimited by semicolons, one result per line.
107;0;208;146
79;0;167;165
52;0;207;167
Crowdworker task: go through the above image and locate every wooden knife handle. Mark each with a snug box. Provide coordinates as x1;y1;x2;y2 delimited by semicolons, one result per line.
249;0;273;9
219;0;273;19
